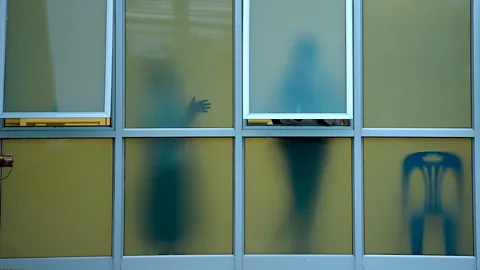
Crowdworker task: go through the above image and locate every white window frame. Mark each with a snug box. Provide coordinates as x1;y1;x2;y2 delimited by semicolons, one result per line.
242;0;354;120
0;0;113;119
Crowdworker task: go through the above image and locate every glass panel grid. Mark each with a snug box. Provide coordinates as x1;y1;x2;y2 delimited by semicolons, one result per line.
0;0;478;270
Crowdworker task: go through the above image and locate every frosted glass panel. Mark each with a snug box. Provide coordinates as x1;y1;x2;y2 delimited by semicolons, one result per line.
125;0;233;128
4;0;107;113
364;138;473;255
363;0;471;128
248;0;347;115
124;138;233;255
0;139;113;258
245;138;352;254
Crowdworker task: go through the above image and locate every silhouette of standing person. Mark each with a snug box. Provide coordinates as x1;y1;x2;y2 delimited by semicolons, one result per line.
139;58;211;255
272;37;341;253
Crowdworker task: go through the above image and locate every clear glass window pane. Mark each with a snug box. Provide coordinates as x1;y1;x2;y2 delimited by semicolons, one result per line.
363;0;471;128
124;138;233;255
0;139;113;258
364;138;474;255
246;0;349;118
245;138;352;254
125;0;233;128
4;0;110;115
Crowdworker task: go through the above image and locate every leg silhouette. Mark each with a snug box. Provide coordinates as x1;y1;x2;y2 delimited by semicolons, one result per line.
279;137;329;253
145;139;187;255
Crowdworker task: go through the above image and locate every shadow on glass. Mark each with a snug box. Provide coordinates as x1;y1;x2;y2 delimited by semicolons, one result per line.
264;36;343;253
248;36;348;127
124;138;233;255
125;0;233;128
364;138;473;256
142;137;192;255
127;57;210;128
402;151;463;255
245;138;352;254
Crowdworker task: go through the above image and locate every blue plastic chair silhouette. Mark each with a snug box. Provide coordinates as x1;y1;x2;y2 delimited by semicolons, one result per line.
402;151;463;255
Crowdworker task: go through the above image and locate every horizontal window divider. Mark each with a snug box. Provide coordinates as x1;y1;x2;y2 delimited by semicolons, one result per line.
363;255;475;270
1;128;473;139
243;254;354;270
0;256;113;270
122;128;236;138
361;128;474;138
242;129;354;138
122;255;234;270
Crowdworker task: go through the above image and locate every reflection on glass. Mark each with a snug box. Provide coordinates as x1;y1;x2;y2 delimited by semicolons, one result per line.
364;138;474;255
124;138;233;255
247;119;350;126
363;0;471;128
126;0;233;128
249;0;346;115
128;58;211;128
245;138;352;254
4;0;107;113
4;118;111;127
273;37;344;114
0;139;113;258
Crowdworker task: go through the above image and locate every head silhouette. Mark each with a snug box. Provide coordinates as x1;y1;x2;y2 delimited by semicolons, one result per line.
144;58;179;92
290;36;318;76
280;36;320;113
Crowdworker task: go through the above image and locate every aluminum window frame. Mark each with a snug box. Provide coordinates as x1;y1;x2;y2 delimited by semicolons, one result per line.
0;0;114;119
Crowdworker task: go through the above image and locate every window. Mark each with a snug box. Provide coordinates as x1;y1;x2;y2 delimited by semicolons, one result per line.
242;0;353;120
0;0;113;120
245;137;352;254
363;0;471;128
364;138;473;256
0;139;113;258
125;0;233;128
124;138;233;255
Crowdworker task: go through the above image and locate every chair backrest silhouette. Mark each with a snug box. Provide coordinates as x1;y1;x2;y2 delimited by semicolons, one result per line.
402;151;463;215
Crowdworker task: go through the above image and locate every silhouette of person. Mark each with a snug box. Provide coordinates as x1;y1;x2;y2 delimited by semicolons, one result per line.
271;37;341;253
139;58;210;255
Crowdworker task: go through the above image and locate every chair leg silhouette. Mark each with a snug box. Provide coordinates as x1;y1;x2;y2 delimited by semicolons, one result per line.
409;213;457;255
410;214;424;255
403;151;463;255
444;215;456;255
